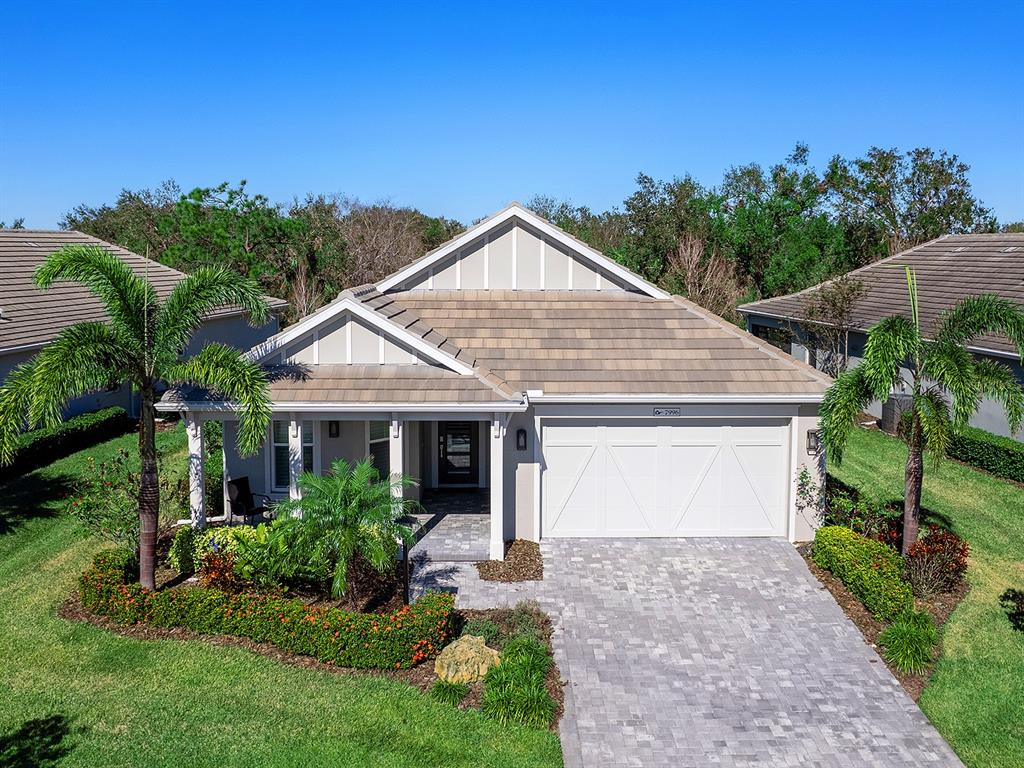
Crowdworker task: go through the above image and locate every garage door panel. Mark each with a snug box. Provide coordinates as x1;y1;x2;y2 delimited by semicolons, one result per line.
544;444;600;535
606;443;658;534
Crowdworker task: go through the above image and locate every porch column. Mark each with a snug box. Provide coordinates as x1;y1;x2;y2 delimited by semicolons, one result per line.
288;416;302;500
185;415;206;528
389;417;404;498
489;415;505;561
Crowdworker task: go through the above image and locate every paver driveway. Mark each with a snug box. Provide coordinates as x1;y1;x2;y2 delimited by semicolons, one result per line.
412;538;963;768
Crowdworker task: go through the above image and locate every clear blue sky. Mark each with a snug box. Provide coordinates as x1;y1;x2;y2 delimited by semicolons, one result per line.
2;1;1022;228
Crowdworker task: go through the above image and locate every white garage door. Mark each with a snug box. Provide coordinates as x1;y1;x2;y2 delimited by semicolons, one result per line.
542;419;790;537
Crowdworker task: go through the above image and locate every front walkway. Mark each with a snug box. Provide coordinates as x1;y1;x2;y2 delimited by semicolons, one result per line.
412;538;963;768
407;490;489;562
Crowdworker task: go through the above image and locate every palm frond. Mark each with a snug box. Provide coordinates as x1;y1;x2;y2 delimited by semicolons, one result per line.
862;315;919;399
166;343;271;456
916;387;952;465
156;267;271;364
0;362;38;464
820;364;874;465
934;294;1024;351
921;340;978;428
973;358;1024;435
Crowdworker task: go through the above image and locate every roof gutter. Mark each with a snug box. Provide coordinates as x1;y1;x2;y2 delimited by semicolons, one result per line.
528;393;825;405
156;400;529;414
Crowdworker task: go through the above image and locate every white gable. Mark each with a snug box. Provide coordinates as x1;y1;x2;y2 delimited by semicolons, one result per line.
377;204;668;297
280;312;426;365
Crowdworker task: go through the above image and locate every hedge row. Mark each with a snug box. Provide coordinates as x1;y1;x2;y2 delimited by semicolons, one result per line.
812;526;913;622
2;406;133;477
948;426;1024;484
81;549;454;669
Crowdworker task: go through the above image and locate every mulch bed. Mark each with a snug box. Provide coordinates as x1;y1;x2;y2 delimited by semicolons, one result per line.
797;542;968;701
475;539;543;582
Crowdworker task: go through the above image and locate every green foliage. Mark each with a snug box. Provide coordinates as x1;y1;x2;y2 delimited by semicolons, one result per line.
0;406;132;477
508;600;545;643
482;635;556;729
430;679;469;706
193;525;259;573
80;548;455;669
167;526;196;574
948;425;1024;484
812;526;913;621
461;618;501;648
267;459;417;600
823;486;901;545
879;610;938;674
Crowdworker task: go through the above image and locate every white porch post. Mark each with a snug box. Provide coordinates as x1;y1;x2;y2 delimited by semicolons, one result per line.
489;415;505;560
185;415;206;528
389;417;404;497
288;415;302;500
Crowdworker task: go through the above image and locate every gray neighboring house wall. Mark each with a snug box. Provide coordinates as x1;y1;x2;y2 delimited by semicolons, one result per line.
739;233;1024;440
0;229;286;418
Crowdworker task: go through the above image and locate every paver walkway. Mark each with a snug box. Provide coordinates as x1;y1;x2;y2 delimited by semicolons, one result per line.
412;538;963;768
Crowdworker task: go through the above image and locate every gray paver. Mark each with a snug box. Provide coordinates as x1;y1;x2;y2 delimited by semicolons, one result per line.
411;538;963;768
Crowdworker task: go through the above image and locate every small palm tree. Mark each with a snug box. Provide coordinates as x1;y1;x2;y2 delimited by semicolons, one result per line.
0;245;272;589
821;267;1024;552
269;458;418;603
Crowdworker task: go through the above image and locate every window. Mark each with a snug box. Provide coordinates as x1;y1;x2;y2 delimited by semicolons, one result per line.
368;421;390;477
272;420;314;490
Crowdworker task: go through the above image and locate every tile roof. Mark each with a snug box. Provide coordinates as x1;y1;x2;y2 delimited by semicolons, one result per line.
0;230;288;353
738;233;1024;359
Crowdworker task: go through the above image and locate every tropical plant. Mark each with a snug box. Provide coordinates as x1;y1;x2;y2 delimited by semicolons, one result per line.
878;609;938;674
820;267;1024;552
267;458;418;603
0;245;272;589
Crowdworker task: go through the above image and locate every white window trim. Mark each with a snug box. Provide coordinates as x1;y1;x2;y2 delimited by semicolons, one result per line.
268;419;318;493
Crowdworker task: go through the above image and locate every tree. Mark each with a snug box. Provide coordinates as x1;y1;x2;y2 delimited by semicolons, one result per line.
0;246;272;589
662;233;746;321
826;147;996;256
268;458;418;605
799;275;867;377
0;218;25;229
820;268;1024;552
61;180;181;257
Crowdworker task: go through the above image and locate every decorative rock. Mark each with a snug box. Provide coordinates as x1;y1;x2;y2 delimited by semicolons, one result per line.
434;634;501;683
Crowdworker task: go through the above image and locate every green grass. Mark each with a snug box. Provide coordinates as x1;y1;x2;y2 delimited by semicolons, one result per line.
0;428;562;768
835;427;1024;768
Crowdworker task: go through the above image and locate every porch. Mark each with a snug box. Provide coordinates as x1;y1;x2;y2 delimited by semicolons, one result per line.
408;490;490;563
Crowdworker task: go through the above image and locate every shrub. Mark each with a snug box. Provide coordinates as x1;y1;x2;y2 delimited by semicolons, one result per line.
193;526;259;572
461;618;500;648
948;425;1024;484
167;527;196;574
879;610;938;674
824;487;901;546
0;406;132;477
904;525;970;597
199;551;241;591
813;526;913;621
482;634;556;728
430;679;469;706
80;548;454;670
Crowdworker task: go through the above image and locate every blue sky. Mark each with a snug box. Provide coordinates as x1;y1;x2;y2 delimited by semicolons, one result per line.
2;1;1022;228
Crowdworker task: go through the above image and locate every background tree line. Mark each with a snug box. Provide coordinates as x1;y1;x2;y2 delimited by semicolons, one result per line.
59;144;1022;324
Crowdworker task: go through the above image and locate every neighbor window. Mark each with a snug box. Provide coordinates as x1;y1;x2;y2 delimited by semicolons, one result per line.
368;421;390;477
272;420;314;490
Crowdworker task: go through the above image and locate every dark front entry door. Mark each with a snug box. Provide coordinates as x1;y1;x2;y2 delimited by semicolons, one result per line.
438;421;478;485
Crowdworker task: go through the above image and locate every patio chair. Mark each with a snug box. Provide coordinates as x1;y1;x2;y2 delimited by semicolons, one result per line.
226;477;273;525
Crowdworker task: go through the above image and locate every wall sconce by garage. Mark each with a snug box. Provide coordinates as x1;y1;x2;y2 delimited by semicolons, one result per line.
516;428;528;452
806;429;822;455
328;420;340;438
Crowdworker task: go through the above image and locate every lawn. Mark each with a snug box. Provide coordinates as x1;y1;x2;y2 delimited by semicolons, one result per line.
834;427;1024;768
0;427;563;768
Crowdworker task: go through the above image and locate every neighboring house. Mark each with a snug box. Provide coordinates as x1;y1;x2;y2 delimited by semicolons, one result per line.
739;233;1024;440
0;229;286;418
159;203;829;560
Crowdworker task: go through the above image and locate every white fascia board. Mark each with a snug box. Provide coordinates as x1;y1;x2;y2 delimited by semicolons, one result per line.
245;296;475;375
529;393;825;405
156;400;527;414
376;203;669;299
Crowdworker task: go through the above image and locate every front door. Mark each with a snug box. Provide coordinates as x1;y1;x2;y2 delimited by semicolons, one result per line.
438;421;478;485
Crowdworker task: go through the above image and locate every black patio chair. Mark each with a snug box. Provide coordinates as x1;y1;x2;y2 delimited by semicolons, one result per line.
227;477;274;525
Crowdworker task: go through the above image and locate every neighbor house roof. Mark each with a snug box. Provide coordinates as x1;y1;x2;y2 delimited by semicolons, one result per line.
738;233;1024;359
0;230;288;354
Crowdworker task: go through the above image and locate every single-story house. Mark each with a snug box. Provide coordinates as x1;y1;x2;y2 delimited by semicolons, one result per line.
0;229;286;417
159;203;830;560
739;233;1024;440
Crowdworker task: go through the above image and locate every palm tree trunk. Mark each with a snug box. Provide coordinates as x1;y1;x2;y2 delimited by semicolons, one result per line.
138;387;160;590
902;411;924;554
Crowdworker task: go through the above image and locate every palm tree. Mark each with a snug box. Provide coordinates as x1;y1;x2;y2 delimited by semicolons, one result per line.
0;245;272;589
269;458;418;603
821;267;1024;553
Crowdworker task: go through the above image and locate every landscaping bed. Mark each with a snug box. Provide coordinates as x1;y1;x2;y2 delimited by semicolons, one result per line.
476;539;543;582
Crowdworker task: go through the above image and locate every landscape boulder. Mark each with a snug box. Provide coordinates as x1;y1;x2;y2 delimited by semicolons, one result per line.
434;634;500;683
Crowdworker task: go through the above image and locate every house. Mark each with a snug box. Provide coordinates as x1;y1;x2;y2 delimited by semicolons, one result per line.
739;233;1024;439
159;204;830;560
0;229;286;417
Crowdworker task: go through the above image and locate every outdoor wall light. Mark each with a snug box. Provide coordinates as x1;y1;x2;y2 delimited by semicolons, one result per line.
516;428;528;452
328;420;340;438
806;429;822;455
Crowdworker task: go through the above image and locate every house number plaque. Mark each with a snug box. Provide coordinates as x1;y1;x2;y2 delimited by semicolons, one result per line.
653;407;681;417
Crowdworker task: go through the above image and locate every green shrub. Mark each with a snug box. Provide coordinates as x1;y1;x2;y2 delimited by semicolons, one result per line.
879;610;938;674
461;618;500;647
0;406;132;477
80;548;454;670
430;679;469;706
167;527;196;574
500;636;552;677
813;526;913;621
193;526;259;572
948;425;1024;484
508;600;545;642
482;634;556;728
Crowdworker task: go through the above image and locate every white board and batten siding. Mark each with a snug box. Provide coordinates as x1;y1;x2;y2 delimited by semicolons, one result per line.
279;311;426;365
398;220;630;291
541;419;790;538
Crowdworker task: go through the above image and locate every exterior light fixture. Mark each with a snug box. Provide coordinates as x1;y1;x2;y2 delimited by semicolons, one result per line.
328;421;340;438
806;429;822;455
516;428;528;452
